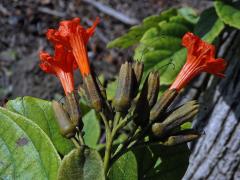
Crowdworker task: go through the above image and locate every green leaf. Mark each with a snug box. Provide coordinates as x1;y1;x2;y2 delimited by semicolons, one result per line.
0;107;61;179
82;110;101;148
214;1;240;29
181;122;192;130
157;48;187;85
107;25;146;49
143;8;177;25
141;48;187;85
169;16;194;29
6;96;74;155
132;146;153;178
141;27;160;41
108;151;138;180
178;7;199;24
133;144;190;180
106;80;117;100
141;36;182;51
79;99;91;116
194;7;225;43
158;22;190;37
139;50;172;72
107;9;177;49
58;147;105;180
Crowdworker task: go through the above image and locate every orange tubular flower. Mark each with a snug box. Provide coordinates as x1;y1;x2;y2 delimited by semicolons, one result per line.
39;44;77;95
170;32;226;92
46;17;100;77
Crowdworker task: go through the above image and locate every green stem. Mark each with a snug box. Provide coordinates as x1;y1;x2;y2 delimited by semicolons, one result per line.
113;112;121;128
103;135;113;175
78;132;85;145
100;112;111;135
102;112;123;175
71;137;80;148
100;112;112;176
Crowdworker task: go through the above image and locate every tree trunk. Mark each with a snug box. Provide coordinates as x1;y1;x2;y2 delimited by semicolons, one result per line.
183;31;240;180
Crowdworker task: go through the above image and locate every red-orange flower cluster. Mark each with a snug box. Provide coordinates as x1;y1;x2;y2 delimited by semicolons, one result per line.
39;17;99;95
170;32;226;91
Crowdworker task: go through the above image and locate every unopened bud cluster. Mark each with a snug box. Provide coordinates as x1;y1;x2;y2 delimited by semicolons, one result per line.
52;61;200;146
111;62;199;145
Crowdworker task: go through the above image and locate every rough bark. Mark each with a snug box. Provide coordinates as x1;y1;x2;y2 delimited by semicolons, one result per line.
183;31;240;180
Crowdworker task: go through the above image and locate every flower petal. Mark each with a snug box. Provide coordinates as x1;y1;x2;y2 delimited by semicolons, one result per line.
205;58;226;76
170;32;226;92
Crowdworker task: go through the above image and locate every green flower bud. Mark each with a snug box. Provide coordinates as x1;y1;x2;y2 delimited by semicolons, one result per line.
133;71;159;126
78;85;89;105
151;101;199;137
95;76;107;99
162;133;199;146
151;122;165;137
150;89;178;122
113;62;134;112
65;92;82;128
83;74;103;112
162;100;199;132
133;88;150;127
132;61;144;86
52;101;76;138
147;71;160;108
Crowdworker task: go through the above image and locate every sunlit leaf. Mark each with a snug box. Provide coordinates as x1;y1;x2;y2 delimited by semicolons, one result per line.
0;107;61;179
82;110;101;148
6;96;74;155
108;151;138;180
214;1;240;29
107;9;177;49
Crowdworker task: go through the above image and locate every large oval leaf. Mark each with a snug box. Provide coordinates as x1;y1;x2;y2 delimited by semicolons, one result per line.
214;1;240;29
108;151;138;180
0;107;61;179
58;147;104;180
6;96;74;155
